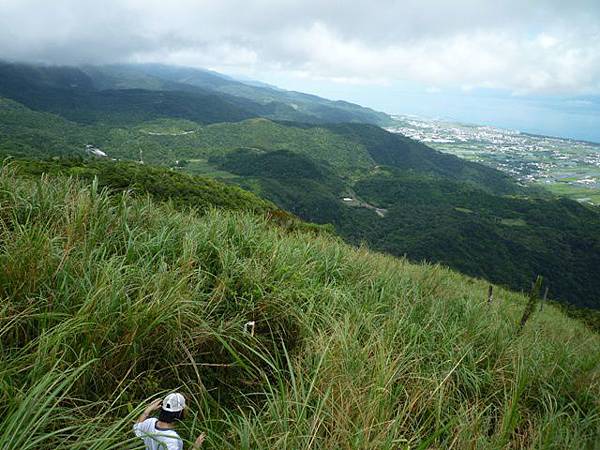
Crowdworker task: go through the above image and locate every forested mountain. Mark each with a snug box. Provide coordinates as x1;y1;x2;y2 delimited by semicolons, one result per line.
1;61;600;312
80;64;392;125
0;61;390;125
0;61;269;125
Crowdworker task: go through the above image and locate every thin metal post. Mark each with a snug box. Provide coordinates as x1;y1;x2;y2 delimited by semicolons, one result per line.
540;287;548;311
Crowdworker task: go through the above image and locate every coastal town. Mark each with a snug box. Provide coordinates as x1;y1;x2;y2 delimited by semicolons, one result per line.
388;115;600;204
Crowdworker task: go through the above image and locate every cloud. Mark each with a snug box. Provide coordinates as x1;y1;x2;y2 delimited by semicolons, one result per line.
1;0;600;95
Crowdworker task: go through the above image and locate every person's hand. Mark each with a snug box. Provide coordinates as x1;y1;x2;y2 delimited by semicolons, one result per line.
193;432;206;448
144;398;162;414
136;398;163;424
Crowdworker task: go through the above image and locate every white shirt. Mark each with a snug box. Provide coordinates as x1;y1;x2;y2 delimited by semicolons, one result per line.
133;418;183;450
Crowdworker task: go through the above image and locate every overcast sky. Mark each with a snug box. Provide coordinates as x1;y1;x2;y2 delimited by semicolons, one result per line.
1;0;599;140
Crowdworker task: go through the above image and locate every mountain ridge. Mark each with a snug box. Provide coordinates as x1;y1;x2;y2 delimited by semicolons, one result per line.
0;61;391;126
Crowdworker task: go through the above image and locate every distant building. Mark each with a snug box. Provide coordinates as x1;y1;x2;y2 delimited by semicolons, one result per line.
85;144;107;157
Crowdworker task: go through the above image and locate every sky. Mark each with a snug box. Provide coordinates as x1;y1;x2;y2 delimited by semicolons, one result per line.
1;0;599;141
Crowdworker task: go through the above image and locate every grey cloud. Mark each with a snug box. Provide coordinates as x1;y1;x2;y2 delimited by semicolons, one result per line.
1;0;599;94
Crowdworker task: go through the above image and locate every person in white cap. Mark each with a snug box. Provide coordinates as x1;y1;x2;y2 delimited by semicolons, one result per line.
133;393;205;449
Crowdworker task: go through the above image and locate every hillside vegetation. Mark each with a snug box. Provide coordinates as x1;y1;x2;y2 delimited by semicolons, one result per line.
80;63;393;126
8;154;598;329
345;170;600;309
2;61;600;312
4;157;336;239
0;62;390;126
1;168;599;449
10;157;277;214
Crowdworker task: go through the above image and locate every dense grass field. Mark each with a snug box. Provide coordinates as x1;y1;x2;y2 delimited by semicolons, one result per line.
1;167;599;449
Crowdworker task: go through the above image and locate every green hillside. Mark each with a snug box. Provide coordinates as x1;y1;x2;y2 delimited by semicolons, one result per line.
1;95;600;310
0;101;516;192
0;61;296;126
80;63;392;125
0;62;390;126
9;157;277;214
1;169;599;449
0;97;85;158
212;153;600;310
2;62;600;312
347;171;600;308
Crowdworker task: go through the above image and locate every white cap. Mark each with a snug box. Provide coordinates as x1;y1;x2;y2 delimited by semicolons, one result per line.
162;393;186;412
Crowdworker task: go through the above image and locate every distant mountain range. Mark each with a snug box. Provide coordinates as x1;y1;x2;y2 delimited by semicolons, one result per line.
0;61;391;126
1;61;600;311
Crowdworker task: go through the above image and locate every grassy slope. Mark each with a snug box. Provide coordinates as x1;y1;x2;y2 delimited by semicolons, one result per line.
3;99;600;310
4;157;333;237
207;147;600;310
1;169;599;449
9;158;277;215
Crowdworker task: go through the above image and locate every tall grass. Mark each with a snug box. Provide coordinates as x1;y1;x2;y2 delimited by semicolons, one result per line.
1;166;599;448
